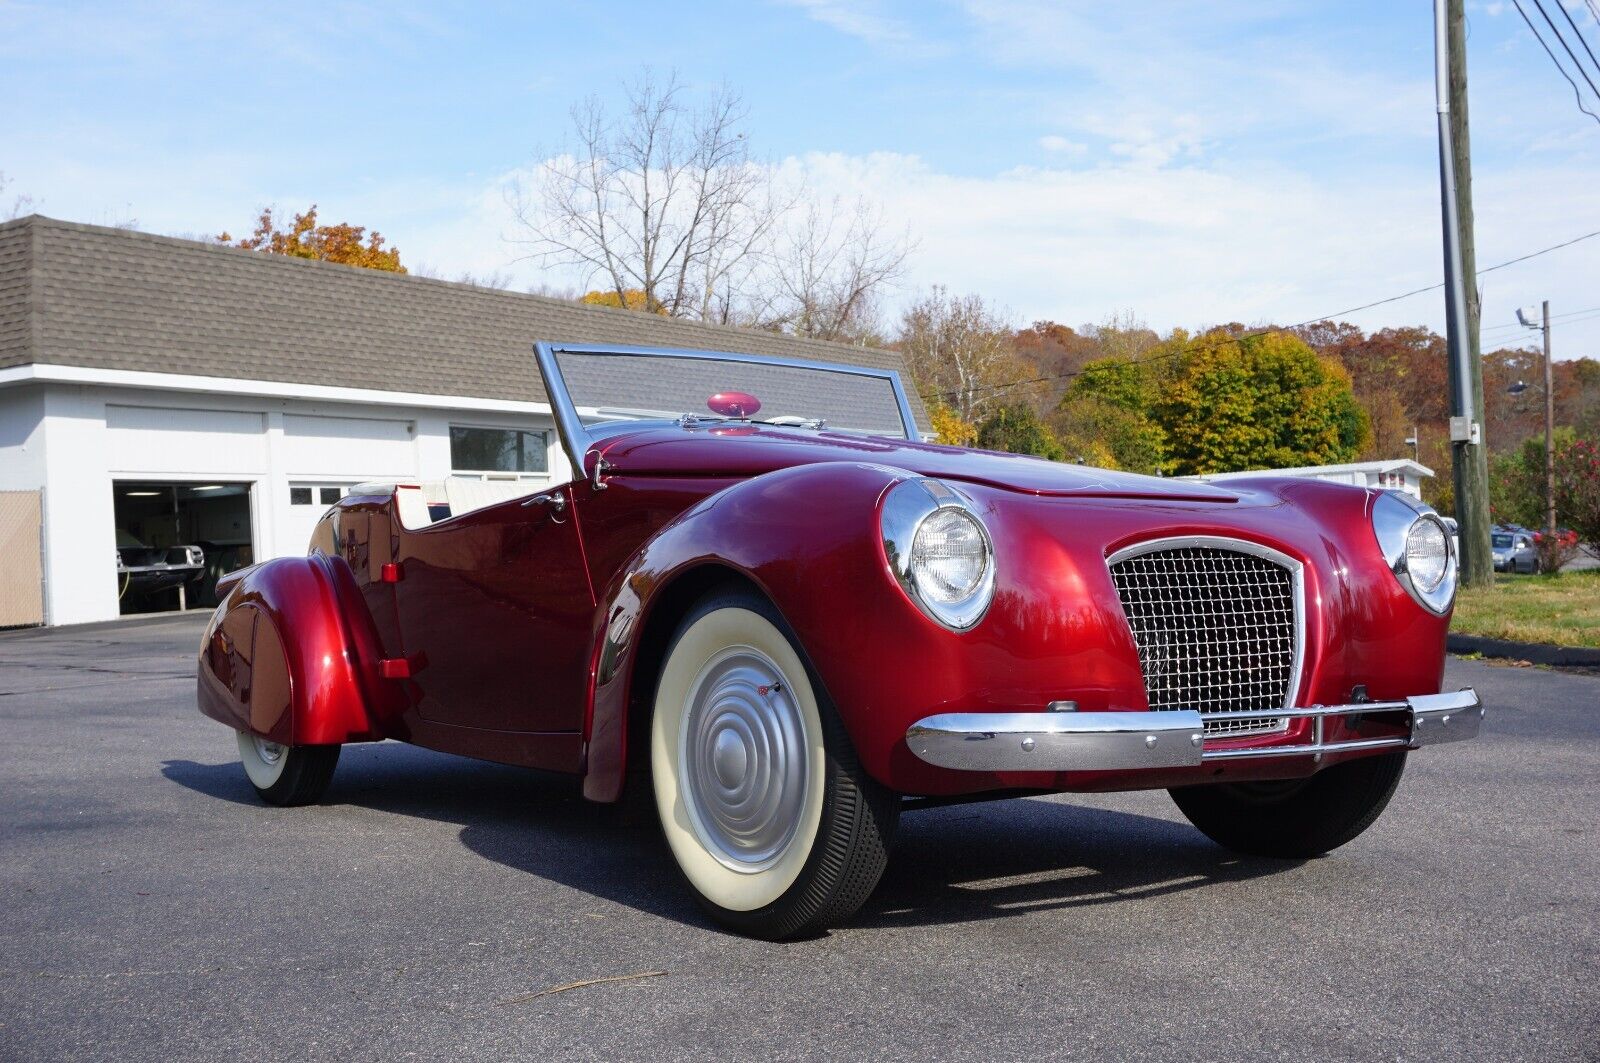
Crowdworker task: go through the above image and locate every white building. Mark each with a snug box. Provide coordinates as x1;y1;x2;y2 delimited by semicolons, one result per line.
1183;459;1435;500
0;216;919;627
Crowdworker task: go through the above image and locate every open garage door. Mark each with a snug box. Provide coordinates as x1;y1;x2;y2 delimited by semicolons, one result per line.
113;482;254;615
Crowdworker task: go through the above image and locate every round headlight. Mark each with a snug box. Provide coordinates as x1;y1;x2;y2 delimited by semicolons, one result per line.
1371;492;1456;614
911;507;989;604
1406;518;1449;593
881;478;997;630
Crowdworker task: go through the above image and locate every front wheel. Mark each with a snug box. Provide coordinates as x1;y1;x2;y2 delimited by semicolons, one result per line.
236;730;340;806
1169;750;1407;859
651;588;899;939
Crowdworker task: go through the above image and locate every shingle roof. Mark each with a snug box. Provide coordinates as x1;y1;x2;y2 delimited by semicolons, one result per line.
0;216;927;427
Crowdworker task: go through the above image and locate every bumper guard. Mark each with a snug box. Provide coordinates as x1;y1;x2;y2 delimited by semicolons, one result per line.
905;690;1483;772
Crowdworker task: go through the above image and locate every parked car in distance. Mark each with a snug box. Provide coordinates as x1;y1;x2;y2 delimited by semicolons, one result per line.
1491;530;1538;574
195;342;1484;939
116;530;205;600
1441;516;1460;563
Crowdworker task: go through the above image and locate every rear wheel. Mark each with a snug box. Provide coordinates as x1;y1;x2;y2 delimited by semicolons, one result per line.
236;730;340;806
651;588;898;939
1169;750;1407;859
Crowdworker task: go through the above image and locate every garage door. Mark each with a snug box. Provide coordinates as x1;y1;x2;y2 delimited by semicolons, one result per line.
106;406;267;474
280;414;416;479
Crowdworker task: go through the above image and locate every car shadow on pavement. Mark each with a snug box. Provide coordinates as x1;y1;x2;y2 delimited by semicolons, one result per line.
162;744;1293;934
857;799;1291;929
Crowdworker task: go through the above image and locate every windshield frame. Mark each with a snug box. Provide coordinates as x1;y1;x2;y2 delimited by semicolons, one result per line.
534;341;921;476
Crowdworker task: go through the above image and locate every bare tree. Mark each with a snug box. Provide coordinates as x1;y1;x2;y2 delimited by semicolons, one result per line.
761;196;912;344
896;287;1027;422
510;71;786;320
2;172;35;221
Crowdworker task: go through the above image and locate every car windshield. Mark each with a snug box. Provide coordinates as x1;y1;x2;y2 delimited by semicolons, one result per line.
1492;534;1512;548
551;347;913;439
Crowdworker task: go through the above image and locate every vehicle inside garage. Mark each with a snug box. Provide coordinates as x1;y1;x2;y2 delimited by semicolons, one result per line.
112;482;254;615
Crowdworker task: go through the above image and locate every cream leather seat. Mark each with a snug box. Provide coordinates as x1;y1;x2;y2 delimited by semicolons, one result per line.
443;478;538;518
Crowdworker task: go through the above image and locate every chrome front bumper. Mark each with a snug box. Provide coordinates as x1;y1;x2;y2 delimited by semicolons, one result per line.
905;690;1484;772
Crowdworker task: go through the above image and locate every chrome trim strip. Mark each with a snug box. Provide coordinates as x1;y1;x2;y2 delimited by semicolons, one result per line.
904;689;1482;772
532;341;921;480
1105;535;1307;732
906;710;1207;772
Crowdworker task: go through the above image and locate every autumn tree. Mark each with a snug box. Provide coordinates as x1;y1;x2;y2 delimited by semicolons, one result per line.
219;206;405;272
1050;357;1169;473
580;288;664;313
896;287;1033;423
1296;322;1446;461
976;403;1065;461
926;402;978;447
1553;435;1600;554
1154;329;1369;475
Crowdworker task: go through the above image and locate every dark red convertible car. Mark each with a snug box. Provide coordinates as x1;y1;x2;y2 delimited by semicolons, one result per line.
197;342;1482;938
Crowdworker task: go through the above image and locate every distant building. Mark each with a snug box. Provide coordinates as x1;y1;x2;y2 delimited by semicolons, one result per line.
1183;459;1434;500
0;216;924;627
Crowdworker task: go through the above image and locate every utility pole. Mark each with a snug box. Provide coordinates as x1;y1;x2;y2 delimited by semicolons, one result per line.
1541;300;1555;541
1436;0;1492;585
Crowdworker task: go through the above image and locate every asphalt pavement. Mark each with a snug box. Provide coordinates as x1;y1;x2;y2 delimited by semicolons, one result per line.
1;613;1596;1062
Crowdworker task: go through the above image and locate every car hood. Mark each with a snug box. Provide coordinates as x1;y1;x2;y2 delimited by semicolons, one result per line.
595;425;1241;502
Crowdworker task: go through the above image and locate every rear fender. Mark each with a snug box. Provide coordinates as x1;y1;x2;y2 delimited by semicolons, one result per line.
196;552;401;746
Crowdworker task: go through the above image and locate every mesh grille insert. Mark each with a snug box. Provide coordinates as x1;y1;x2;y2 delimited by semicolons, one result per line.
1108;545;1298;737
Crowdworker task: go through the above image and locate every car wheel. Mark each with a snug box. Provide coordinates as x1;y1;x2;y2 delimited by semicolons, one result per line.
650;588;899;939
235;730;340;806
1168;750;1407;859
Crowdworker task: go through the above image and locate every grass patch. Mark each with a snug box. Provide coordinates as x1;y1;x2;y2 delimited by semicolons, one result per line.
1452;569;1600;649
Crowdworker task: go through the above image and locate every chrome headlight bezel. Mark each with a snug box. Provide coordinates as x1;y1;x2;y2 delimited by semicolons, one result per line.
881;478;996;631
1371;491;1457;615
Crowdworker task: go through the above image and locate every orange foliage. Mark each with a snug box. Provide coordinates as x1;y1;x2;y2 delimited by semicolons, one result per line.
580;288;667;314
219;206;405;273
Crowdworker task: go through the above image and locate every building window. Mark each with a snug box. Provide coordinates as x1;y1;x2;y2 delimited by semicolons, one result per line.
319;486;343;505
289;487;313;505
449;426;548;475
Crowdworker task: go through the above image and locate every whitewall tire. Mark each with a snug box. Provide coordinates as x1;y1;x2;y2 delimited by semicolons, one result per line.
235;730;340;806
651;587;898;939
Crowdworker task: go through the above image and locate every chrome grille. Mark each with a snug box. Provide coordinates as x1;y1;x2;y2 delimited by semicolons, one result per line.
1108;542;1299;737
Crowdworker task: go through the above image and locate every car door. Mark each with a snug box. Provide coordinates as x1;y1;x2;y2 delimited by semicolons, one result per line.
390;485;594;733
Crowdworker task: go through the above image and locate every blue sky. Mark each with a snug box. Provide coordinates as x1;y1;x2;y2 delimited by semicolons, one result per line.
3;0;1597;357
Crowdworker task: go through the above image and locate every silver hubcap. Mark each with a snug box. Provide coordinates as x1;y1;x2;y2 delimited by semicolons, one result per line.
680;648;809;872
252;736;286;766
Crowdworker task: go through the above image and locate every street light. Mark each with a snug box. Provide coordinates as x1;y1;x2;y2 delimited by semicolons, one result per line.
1512;301;1556;556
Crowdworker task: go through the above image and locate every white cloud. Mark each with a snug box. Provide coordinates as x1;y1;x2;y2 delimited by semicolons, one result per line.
1037;135;1086;154
375;148;1597;360
774;0;942;55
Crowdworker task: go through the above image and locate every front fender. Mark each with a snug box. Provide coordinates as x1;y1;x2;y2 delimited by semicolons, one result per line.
584;460;997;802
196;552;400;746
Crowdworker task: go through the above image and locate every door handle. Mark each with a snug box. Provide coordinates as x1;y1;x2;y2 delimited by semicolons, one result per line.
520;491;568;516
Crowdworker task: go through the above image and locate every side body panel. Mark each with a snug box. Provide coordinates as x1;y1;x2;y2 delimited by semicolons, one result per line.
388;484;595;733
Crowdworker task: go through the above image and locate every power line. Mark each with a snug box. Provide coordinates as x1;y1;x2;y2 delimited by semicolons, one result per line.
933;228;1600;402
1513;0;1600;127
1534;0;1600;97
1555;0;1600;85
